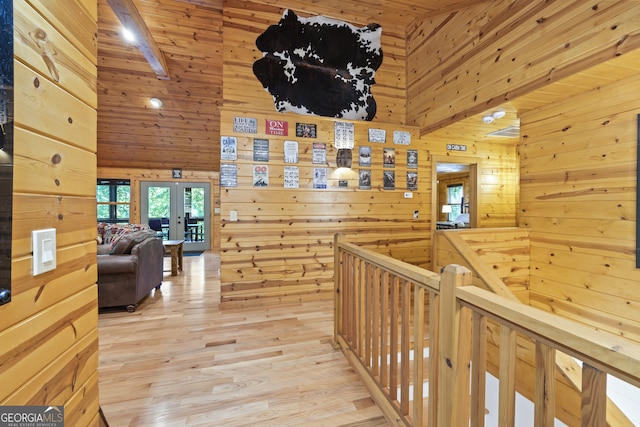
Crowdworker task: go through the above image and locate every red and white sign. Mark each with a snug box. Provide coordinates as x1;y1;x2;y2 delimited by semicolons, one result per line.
266;119;288;136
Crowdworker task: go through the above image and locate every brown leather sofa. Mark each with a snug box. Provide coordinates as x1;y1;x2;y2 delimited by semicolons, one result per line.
97;229;164;312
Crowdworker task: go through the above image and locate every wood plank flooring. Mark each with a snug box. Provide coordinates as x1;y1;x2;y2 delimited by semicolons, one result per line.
98;252;388;427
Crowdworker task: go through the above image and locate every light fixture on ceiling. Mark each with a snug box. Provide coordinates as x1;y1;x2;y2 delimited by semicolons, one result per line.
482;115;494;124
482;109;506;124
149;97;163;108
122;27;136;43
492;110;506;119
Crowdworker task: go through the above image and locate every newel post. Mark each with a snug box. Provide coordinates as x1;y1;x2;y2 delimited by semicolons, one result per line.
437;264;473;427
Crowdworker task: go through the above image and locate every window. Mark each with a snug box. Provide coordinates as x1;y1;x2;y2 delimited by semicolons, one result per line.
447;184;463;221
97;179;131;223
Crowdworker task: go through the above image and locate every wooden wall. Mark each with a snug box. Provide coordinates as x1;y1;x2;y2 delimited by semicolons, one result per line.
97;167;221;252
1;1;100;425
222;0;411;126
219;107;427;307
96;0;223;171
406;0;640;134
218;106;519;306
519;73;640;343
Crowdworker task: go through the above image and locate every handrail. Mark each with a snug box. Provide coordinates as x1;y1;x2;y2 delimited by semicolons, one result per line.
435;229;634;426
334;233;640;426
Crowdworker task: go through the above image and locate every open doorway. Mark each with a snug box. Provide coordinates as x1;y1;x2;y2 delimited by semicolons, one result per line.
140;181;211;252
431;157;478;231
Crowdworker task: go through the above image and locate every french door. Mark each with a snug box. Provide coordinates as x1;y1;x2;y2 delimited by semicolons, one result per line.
140;181;211;252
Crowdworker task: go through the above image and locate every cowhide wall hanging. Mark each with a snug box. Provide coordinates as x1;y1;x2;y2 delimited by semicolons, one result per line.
253;9;383;121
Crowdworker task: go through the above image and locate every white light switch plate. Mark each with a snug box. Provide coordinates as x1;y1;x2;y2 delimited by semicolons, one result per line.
230;210;238;222
32;228;56;276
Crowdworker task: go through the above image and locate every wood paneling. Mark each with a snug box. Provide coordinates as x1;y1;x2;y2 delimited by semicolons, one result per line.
519;72;640;342
2;1;99;425
218;104;521;306
406;0;640;135
96;0;222;171
219;107;428;307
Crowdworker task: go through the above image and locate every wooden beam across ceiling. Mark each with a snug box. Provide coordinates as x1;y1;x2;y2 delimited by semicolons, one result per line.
106;0;170;79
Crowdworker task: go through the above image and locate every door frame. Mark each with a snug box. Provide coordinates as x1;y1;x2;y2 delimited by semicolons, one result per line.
140;181;211;252
431;155;479;233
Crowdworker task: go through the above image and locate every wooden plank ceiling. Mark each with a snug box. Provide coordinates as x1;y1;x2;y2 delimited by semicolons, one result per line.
96;0;488;172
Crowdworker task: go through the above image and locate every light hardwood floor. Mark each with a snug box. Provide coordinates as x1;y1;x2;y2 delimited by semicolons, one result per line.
98;251;388;427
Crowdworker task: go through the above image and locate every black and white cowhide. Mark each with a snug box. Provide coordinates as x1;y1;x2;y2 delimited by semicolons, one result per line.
253;10;382;121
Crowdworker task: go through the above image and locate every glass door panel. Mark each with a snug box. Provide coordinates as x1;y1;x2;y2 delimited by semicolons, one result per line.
141;181;210;252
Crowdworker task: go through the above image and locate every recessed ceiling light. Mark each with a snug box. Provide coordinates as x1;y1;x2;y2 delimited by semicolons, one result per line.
482;115;494;124
150;97;163;108
122;28;136;43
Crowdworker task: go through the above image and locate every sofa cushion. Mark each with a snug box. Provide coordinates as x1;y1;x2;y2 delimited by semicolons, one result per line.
110;229;155;255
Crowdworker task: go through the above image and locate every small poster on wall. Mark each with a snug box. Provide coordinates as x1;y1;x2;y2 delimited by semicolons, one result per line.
233;116;258;133
253;165;269;187
253;138;269;162
407;150;418;168
368;128;386;143
221;136;237;160
383;147;395;167
284;140;299;163
220;164;237;187
266;119;288;136
296;123;317;138
359;146;371;166
407;172;417;190
284;166;299;188
393;130;411;145
383;170;395;190
359;169;371;190
312;143;327;164
334;121;355;149
313;167;327;189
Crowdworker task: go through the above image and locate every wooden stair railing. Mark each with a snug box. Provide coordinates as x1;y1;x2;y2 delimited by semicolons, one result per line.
437;230;634;426
334;233;640;427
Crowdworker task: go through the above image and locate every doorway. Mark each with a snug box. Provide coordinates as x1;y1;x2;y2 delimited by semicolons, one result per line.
140;181;211;252
432;157;479;231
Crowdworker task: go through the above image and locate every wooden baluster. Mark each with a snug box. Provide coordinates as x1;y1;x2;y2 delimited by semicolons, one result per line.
372;266;381;378
470;312;487;427
581;364;606;427
380;270;390;389
390;275;400;403
429;291;440;427
534;341;556;427
401;280;411;415
498;325;516;427
413;284;426;424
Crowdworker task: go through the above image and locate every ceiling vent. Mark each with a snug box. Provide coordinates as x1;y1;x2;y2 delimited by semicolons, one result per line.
487;125;520;138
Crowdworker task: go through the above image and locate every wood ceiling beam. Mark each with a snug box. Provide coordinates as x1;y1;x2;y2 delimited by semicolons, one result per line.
106;0;170;80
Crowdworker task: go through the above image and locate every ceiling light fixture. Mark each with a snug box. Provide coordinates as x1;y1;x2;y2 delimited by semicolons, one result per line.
150;97;163;108
482;109;506;124
122;27;136;43
492;110;506;120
